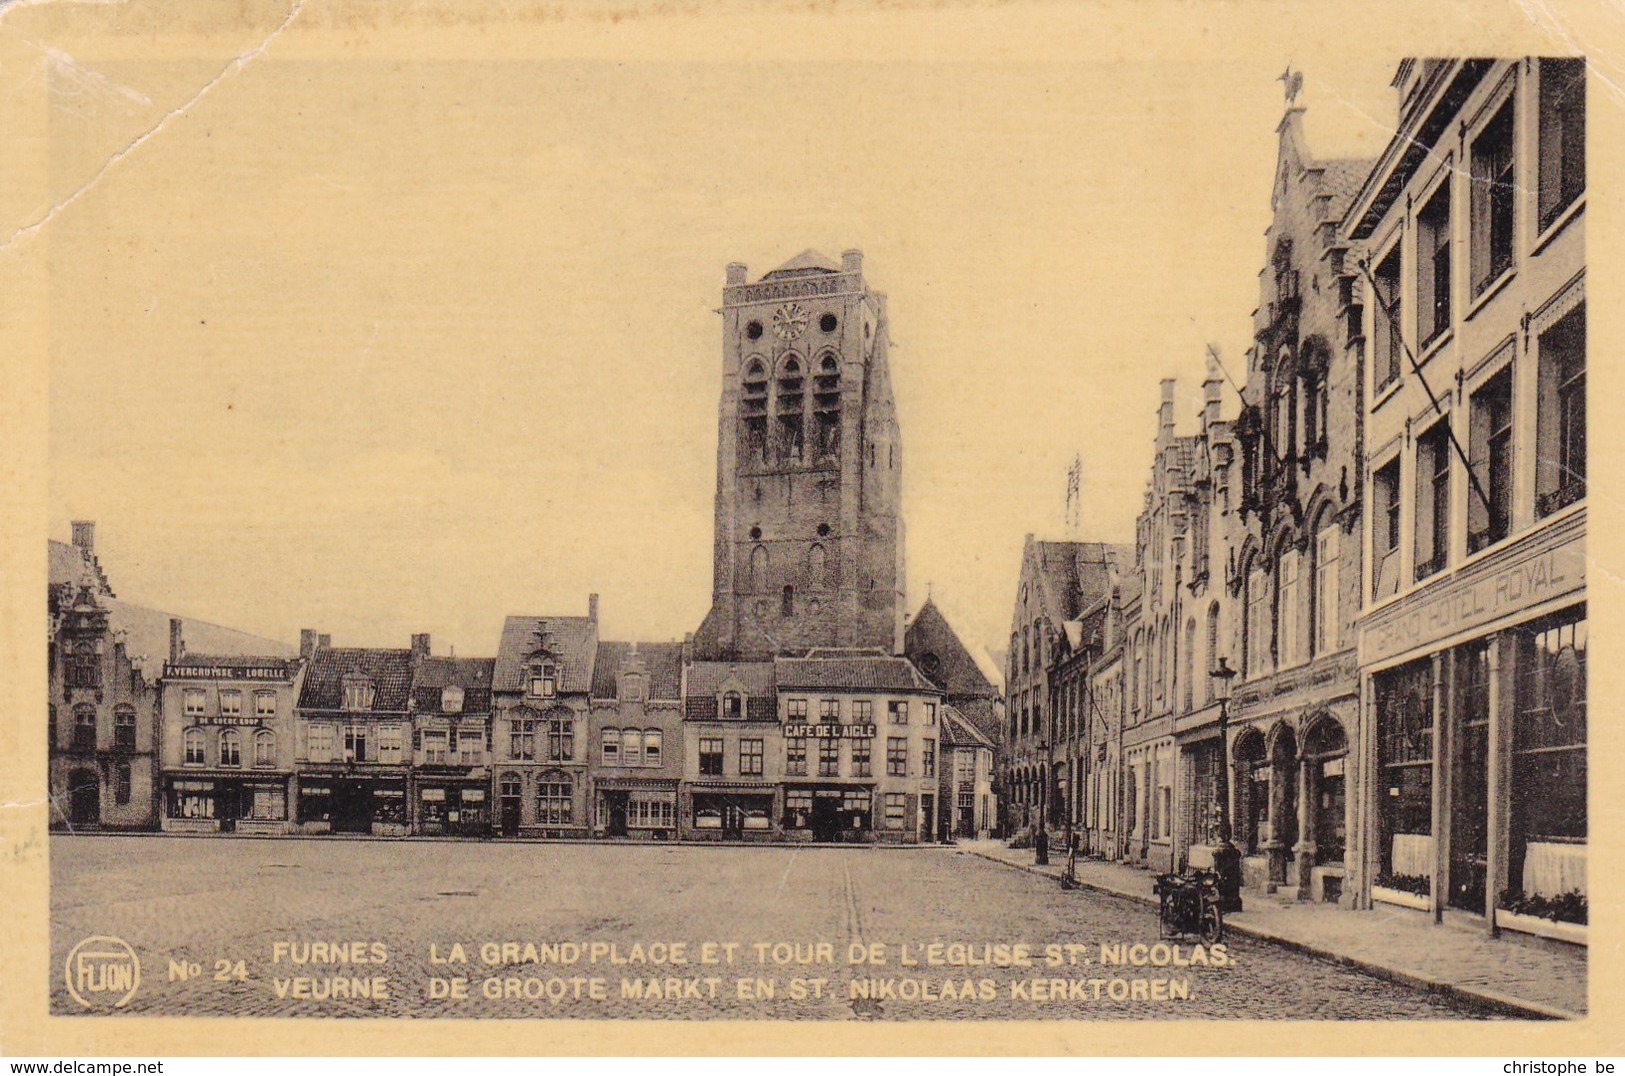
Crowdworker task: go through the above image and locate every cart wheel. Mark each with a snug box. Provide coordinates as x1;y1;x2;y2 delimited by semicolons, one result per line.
1200;903;1224;945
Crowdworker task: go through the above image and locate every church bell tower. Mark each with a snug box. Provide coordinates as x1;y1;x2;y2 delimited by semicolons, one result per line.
693;249;906;660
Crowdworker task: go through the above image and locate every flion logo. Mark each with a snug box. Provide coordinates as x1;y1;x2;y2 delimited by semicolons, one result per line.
64;935;140;1010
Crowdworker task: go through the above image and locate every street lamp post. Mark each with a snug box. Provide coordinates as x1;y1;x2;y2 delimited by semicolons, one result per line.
1209;657;1243;913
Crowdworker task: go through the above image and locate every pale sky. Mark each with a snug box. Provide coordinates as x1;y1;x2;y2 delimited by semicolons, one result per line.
33;5;1463;658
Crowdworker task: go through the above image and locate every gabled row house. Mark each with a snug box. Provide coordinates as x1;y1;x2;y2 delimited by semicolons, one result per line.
1006;57;1586;946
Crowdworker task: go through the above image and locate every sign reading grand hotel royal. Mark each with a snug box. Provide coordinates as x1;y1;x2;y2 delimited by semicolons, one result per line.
1359;513;1585;666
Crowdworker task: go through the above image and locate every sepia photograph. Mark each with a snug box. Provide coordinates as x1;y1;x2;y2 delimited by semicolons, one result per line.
0;0;1616;1059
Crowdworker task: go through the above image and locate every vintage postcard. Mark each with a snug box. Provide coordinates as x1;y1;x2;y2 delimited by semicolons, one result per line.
0;0;1620;1058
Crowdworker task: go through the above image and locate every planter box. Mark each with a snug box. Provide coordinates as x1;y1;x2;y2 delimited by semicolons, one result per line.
1371;885;1431;912
1496;908;1588;946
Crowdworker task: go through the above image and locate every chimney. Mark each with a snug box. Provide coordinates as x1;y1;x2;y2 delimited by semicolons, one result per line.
1159;379;1177;440
725;262;748;286
299;629;318;661
317;633;331;649
841;249;863;274
71;520;95;554
588;593;600;623
411;633;431;660
168;618;184;665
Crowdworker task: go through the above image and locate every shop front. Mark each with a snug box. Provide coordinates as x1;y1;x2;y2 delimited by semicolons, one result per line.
593;778;679;839
412;773;491;837
295;768;410;835
163;772;293;835
1359;513;1586;941
683;783;778;840
782;783;873;842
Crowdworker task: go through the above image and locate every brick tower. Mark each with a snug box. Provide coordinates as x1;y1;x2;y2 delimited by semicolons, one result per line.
693;249;905;660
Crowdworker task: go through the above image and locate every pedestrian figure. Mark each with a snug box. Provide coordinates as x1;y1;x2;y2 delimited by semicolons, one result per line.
1035;825;1049;866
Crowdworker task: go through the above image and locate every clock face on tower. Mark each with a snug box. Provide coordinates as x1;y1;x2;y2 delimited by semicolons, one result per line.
773;302;810;342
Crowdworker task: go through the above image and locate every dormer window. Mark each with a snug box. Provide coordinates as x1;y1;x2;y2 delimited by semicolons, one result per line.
529;665;557;698
342;677;376;712
722;692;743;720
621;674;645;703
442;685;465;713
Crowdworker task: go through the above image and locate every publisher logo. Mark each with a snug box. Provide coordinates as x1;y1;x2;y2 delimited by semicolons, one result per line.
64;935;140;1010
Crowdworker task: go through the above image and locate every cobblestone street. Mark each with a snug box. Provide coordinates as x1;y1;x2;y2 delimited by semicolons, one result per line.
51;835;1499;1020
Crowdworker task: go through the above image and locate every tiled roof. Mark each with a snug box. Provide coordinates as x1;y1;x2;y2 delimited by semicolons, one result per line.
1320;157;1378;216
941;704;996;751
904;598;999;699
412;657;495;714
591;642;684;700
493;615;597;694
774;656;939;694
683;661;776;699
298;648;415;712
760;249;841;280
1030;540;1122;623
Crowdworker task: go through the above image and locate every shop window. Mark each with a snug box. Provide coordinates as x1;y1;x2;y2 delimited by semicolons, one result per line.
114;762;132;806
741;738;765;776
220;691;242;718
851;739;872;778
922;740;936;779
422;729;448;765
307;724;334;763
1536;305;1586;515
183;688;205;717
536;780;573;826
1538;58;1585;231
1414;420;1452;580
1375;661;1434;890
818;738;840;777
377;724;403;764
1468;366;1515;553
1509;614;1587;911
1372;246;1403;392
888;700;908;725
1417;183;1452;347
1235;732;1269;855
172;782;215;820
785;737;807;776
1471;100;1516;295
784;789;813;830
884;793;908;829
547;713;574;762
219;729;241;768
114;705;136;749
886;737;907;776
699;737;724;776
250;786;286;820
254;730;276;768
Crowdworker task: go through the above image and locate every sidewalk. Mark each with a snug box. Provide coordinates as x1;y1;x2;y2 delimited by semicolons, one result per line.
958;839;1586;1019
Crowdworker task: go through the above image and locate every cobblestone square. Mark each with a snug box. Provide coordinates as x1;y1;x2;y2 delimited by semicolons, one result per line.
51;835;1497;1020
